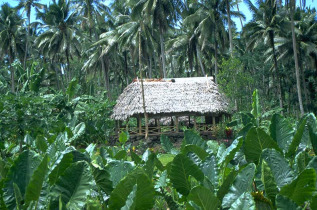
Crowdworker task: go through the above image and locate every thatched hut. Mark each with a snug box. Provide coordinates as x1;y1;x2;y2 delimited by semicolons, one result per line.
112;77;231;137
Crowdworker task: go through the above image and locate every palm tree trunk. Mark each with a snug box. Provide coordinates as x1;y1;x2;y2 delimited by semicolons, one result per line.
101;56;111;99
236;0;243;28
159;27;167;78
23;13;31;70
9;55;15;92
214;41;218;84
226;0;233;56
290;0;304;116
139;29;149;139
124;51;129;85
196;47;206;76
270;32;283;111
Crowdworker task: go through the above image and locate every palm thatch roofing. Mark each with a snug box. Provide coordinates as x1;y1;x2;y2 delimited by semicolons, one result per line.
111;77;230;121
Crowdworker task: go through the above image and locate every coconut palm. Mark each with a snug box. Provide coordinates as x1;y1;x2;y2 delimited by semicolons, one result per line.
16;0;45;70
243;0;284;110
0;3;25;92
185;0;228;82
35;0;81;82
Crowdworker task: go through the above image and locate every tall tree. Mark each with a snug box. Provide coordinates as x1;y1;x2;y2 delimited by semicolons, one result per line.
16;0;45;70
0;3;25;92
290;0;304;115
243;0;284;110
35;0;81;83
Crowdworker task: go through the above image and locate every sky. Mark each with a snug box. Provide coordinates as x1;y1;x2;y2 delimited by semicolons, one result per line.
0;0;315;31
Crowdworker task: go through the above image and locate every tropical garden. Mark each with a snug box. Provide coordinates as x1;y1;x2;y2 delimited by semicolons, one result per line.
0;0;317;209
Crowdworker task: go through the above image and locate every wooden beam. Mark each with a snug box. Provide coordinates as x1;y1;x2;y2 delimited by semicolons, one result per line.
193;117;197;130
138;116;142;134
212;116;216;126
175;116;179;132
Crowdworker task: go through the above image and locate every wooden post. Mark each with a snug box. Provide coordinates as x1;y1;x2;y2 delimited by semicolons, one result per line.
138;116;142;134
193;117;197;130
212;116;216;126
175;116;179;132
157;118;161;133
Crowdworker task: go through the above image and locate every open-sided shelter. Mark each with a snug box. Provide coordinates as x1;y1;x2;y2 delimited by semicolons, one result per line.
111;77;231;137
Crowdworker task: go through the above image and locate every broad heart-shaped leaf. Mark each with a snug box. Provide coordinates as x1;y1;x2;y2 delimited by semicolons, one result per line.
3;150;41;209
294;151;312;174
308;125;317;155
311;195;317;210
218;137;243;167
25;155;48;205
92;165;113;195
217;169;238;201
229;192;256;210
262;149;294;188
105;160;134;187
69;122;86;143
269;114;294;152
251;89;261;126
188;186;220;210
261;160;278;205
276;194;301;210
169;154;204;196
222;163;256;208
160;135;174;153
35;135;48;153
109;169;155;210
184;130;207;150
182;144;209;161
119;131;129;144
286;119;307;157
200;154;219;188
50;161;93;209
280;168;316;206
143;153;164;179
244;127;280;164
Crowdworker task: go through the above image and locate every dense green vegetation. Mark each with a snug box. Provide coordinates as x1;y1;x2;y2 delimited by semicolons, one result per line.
0;0;316;115
0;90;317;209
0;0;317;209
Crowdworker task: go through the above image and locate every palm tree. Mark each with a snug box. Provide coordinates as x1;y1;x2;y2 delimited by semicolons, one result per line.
243;0;284;110
0;3;25;92
35;0;81;83
16;0;45;70
133;0;182;78
185;0;228;82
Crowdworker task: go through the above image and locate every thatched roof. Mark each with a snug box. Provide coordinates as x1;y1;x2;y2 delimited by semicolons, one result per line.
112;77;230;121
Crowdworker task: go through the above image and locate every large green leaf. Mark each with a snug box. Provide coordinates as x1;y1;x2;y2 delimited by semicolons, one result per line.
182;144;209;161
308;125;317;155
276;194;301;210
311;195;317;210
50;161;93;209
184;130;207;150
3;150;41;209
218;137;243;166
92;165;113;195
286;119;307;157
222;163;256;208
217;169;238;201
244;127;279;164
160;135;174;153
261;160;278;205
262;149;294;188
280;168;316;206
251;89;260;126
169;154;204;196
200;154;219;187
229;192;255;210
105;160;134;187
25;154;48;205
269;114;294;152
109;169;155;210
294;151;311;174
188;186;220;210
49;152;73;186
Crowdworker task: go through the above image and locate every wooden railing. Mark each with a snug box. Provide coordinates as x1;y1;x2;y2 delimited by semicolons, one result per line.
119;124;216;136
